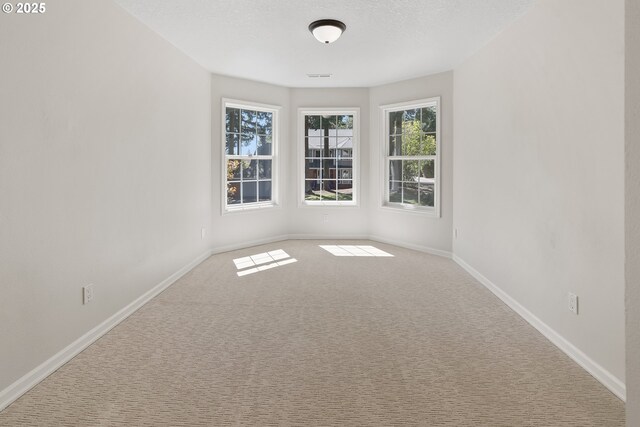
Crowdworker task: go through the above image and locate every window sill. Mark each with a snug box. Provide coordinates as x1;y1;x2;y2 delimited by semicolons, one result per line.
300;200;359;208
224;202;279;215
380;203;440;217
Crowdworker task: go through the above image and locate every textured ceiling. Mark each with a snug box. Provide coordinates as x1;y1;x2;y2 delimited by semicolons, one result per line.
113;0;533;88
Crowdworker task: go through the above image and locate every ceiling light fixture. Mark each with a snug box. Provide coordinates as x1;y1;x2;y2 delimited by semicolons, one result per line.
308;19;346;44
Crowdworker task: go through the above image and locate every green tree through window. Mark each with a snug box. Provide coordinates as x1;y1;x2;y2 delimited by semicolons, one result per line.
385;100;439;210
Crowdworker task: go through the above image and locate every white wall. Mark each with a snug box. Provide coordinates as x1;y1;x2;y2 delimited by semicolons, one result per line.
626;0;640;422
368;72;454;254
0;0;211;394
453;0;625;393
210;75;290;250
288;88;370;238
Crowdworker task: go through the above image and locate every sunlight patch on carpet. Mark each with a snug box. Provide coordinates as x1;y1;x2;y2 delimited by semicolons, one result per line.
233;249;297;276
319;245;394;257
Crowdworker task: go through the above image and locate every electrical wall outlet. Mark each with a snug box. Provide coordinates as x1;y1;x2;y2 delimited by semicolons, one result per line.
454;228;459;239
322;214;328;223
201;227;206;240
83;284;94;305
568;292;578;315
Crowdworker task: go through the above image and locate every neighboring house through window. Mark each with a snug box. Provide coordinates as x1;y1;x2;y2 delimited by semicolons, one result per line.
299;109;359;206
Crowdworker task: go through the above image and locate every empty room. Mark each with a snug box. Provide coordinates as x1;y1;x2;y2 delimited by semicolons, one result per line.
1;0;639;425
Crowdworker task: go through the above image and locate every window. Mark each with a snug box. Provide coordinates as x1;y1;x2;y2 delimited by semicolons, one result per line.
382;98;440;215
299;109;359;206
223;99;279;212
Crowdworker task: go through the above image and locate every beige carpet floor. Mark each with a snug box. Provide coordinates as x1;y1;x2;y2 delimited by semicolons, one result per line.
0;240;625;426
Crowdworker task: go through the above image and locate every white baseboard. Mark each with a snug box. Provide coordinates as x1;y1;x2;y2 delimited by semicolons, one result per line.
452;254;626;402
368;235;453;259
0;249;213;412
211;234;453;260
210;235;290;255
287;234;454;260
288;233;370;241
211;234;373;254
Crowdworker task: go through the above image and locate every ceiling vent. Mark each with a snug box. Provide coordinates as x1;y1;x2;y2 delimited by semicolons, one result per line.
306;73;332;78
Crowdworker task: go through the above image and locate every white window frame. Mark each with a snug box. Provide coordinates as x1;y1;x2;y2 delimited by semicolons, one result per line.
222;98;280;214
380;97;441;217
298;108;360;207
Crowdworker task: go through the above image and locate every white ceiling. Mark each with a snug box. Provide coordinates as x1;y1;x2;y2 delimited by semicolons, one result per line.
113;0;533;88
